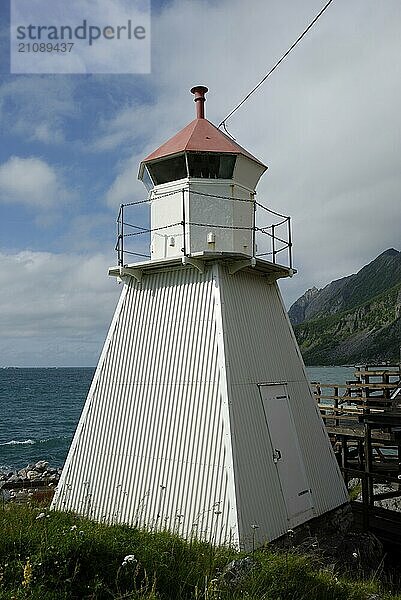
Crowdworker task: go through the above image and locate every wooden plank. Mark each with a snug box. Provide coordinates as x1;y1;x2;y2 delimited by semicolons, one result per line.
321;416;359;425
326;426;394;441
354;370;401;377
312;382;399;389
317;404;384;414
326;426;364;437
374;490;401;501
317;394;391;404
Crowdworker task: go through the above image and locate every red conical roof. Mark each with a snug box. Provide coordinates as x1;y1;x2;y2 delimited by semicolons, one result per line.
142;117;266;167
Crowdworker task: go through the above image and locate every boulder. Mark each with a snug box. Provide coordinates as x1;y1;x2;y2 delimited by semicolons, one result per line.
34;461;49;472
7;474;21;483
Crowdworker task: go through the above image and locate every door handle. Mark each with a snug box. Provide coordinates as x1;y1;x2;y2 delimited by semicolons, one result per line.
273;448;282;463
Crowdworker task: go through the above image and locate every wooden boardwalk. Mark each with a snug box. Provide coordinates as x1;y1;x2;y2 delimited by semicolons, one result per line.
312;364;401;542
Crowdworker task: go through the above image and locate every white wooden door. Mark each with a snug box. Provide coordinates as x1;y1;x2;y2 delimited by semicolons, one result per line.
259;384;314;526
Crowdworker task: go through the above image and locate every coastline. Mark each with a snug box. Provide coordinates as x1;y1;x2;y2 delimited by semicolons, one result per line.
0;460;61;503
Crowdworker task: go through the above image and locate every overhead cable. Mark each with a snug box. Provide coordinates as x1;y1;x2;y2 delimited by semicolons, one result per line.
218;0;335;129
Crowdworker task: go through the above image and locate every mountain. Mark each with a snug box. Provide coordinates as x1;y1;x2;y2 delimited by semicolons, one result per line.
289;249;401;365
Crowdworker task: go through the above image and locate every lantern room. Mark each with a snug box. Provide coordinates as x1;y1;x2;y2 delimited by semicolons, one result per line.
138;86;267;260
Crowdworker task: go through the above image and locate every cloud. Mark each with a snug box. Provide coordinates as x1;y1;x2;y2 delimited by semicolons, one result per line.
33;123;64;145
91;104;154;153
105;154;145;207
0;250;120;366
0;156;72;209
0;76;76;144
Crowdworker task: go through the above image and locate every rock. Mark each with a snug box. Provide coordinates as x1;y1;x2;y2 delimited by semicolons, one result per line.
373;484;401;512
7;474;21;483
319;531;383;571
328;503;354;534
34;461;49;472
2;462;61;504
220;556;256;587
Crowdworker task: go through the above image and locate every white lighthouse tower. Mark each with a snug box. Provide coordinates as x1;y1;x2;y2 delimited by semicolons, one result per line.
52;87;348;549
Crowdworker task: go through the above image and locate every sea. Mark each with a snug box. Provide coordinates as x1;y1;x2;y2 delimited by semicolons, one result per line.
0;365;355;473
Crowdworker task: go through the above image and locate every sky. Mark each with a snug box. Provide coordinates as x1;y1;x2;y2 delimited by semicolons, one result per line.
0;0;400;366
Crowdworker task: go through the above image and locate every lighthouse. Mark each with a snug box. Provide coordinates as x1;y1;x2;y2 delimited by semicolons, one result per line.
52;87;348;549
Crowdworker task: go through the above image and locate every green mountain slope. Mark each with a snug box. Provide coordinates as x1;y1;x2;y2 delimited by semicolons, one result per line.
289;249;401;365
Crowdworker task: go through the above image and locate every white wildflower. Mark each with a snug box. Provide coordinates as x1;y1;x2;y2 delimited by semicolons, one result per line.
70;525;77;531
122;554;137;567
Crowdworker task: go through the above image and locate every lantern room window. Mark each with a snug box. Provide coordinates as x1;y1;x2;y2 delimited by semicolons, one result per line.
145;151;237;185
147;154;187;185
187;152;236;179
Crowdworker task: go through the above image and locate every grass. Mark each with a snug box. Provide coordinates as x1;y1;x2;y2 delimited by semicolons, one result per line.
1;502;401;599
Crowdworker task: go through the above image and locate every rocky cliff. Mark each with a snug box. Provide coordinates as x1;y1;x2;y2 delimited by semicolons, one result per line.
289;249;401;365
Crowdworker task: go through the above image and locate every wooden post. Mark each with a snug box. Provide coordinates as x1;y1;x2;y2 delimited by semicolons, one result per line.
383;372;394;412
362;366;371;414
358;440;364;471
398;348;401;379
334;386;336;426
384;372;390;400
398;444;401;492
364;422;374;506
341;436;348;472
345;381;351;406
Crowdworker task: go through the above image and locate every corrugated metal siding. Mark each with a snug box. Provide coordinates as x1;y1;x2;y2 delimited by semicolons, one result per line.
53;259;347;551
53;265;239;546
218;264;348;544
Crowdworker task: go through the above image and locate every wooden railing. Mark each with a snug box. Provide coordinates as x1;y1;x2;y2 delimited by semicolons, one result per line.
312;365;401;427
311;365;401;533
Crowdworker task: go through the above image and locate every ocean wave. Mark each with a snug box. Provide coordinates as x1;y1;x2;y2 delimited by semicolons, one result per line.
0;435;71;447
0;439;35;446
39;436;71;444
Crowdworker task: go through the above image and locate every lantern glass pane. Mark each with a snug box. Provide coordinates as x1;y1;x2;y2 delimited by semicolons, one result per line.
147;154;187;185
187;153;236;179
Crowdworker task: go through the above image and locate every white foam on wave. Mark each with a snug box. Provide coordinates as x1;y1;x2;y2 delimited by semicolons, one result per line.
0;439;35;446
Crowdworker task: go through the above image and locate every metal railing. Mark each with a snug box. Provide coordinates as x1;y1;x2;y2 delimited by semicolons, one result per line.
115;188;293;269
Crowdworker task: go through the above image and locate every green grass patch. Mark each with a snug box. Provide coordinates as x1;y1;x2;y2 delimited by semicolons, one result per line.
1;503;401;599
